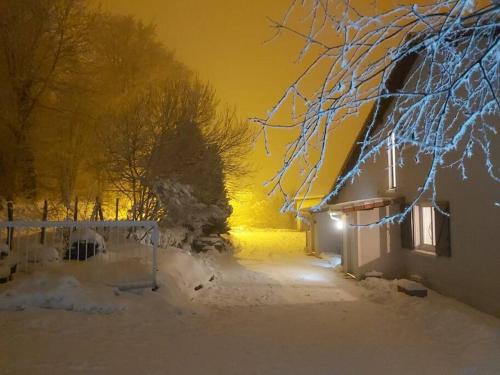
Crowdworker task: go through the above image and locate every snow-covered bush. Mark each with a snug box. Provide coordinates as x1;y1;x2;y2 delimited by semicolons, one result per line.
154;179;232;251
23;244;60;264
65;229;106;260
69;229;106;252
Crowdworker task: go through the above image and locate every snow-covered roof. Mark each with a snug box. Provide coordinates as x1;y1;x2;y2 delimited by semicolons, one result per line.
308;196;404;214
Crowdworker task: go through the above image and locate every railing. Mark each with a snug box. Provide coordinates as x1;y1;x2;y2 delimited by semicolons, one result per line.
0;220;159;290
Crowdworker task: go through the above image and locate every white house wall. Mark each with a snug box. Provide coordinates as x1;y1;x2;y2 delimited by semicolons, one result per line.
342;205;405;279
401;150;500;316
332;51;500;316
311;211;342;254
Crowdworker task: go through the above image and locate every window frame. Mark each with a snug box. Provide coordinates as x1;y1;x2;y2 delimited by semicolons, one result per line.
400;200;451;257
412;203;437;253
387;132;397;190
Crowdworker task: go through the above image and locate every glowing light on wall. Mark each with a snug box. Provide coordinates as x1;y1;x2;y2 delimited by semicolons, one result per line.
329;211;345;230
334;220;345;230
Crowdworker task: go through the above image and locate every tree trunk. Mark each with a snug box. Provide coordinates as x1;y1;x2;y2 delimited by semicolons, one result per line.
115;198;119;220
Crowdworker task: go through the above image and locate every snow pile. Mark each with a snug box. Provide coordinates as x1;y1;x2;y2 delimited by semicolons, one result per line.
156;247;216;305
359;276;399;304
0;235;220;313
0;274;122;313
358;277;500;346
396;279;425;291
22;244;60;264
0;244;18;281
359;277;431;303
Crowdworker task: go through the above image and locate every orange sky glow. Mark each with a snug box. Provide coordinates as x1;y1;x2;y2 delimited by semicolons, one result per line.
98;0;432;205
98;0;345;198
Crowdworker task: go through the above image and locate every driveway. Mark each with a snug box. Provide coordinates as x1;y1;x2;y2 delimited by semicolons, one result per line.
1;229;499;375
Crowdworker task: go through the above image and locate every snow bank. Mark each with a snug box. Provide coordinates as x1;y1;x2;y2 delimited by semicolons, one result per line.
0;244;18;281
0;237;219;313
156;248;216;306
0;274;122;313
360;277;431;303
22;244;60;264
358;277;500;347
359;277;429;303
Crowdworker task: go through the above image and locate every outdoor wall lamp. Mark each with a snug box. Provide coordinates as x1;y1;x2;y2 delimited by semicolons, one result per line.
329;211;345;230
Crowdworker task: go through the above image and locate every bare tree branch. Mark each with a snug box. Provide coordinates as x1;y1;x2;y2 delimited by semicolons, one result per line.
256;0;499;223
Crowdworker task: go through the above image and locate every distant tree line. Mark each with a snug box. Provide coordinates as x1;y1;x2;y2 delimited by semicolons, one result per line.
0;0;253;225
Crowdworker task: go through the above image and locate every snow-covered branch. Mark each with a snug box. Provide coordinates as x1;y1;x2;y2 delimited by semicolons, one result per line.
256;0;499;222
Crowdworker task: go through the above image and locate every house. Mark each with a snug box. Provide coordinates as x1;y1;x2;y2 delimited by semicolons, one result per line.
302;46;500;317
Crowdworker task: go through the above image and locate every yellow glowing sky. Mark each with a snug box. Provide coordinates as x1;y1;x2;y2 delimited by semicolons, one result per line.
97;0;425;199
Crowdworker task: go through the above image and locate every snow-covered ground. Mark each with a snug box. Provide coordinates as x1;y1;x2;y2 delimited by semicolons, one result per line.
0;229;499;375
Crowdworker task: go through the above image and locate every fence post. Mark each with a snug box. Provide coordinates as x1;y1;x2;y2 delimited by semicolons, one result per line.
152;223;159;291
115;198;119;221
73;197;78;222
40;200;48;244
91;196;104;221
6;201;13;250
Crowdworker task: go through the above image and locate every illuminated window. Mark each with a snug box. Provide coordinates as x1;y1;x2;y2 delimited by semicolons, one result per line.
387;132;397;189
412;205;436;252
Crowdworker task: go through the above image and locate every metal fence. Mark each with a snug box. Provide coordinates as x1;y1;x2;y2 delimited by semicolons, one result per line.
0;220;159;290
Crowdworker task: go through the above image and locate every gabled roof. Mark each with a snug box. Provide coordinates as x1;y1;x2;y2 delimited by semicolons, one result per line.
325;21;500;206
327;50;419;205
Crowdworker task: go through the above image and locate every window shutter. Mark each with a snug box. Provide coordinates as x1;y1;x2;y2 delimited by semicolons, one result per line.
435;202;451;257
400;204;414;250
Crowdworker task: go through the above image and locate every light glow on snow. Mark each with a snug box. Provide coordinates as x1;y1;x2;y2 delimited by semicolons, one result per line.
228;230;357;303
298;272;327;282
2;231;499;374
